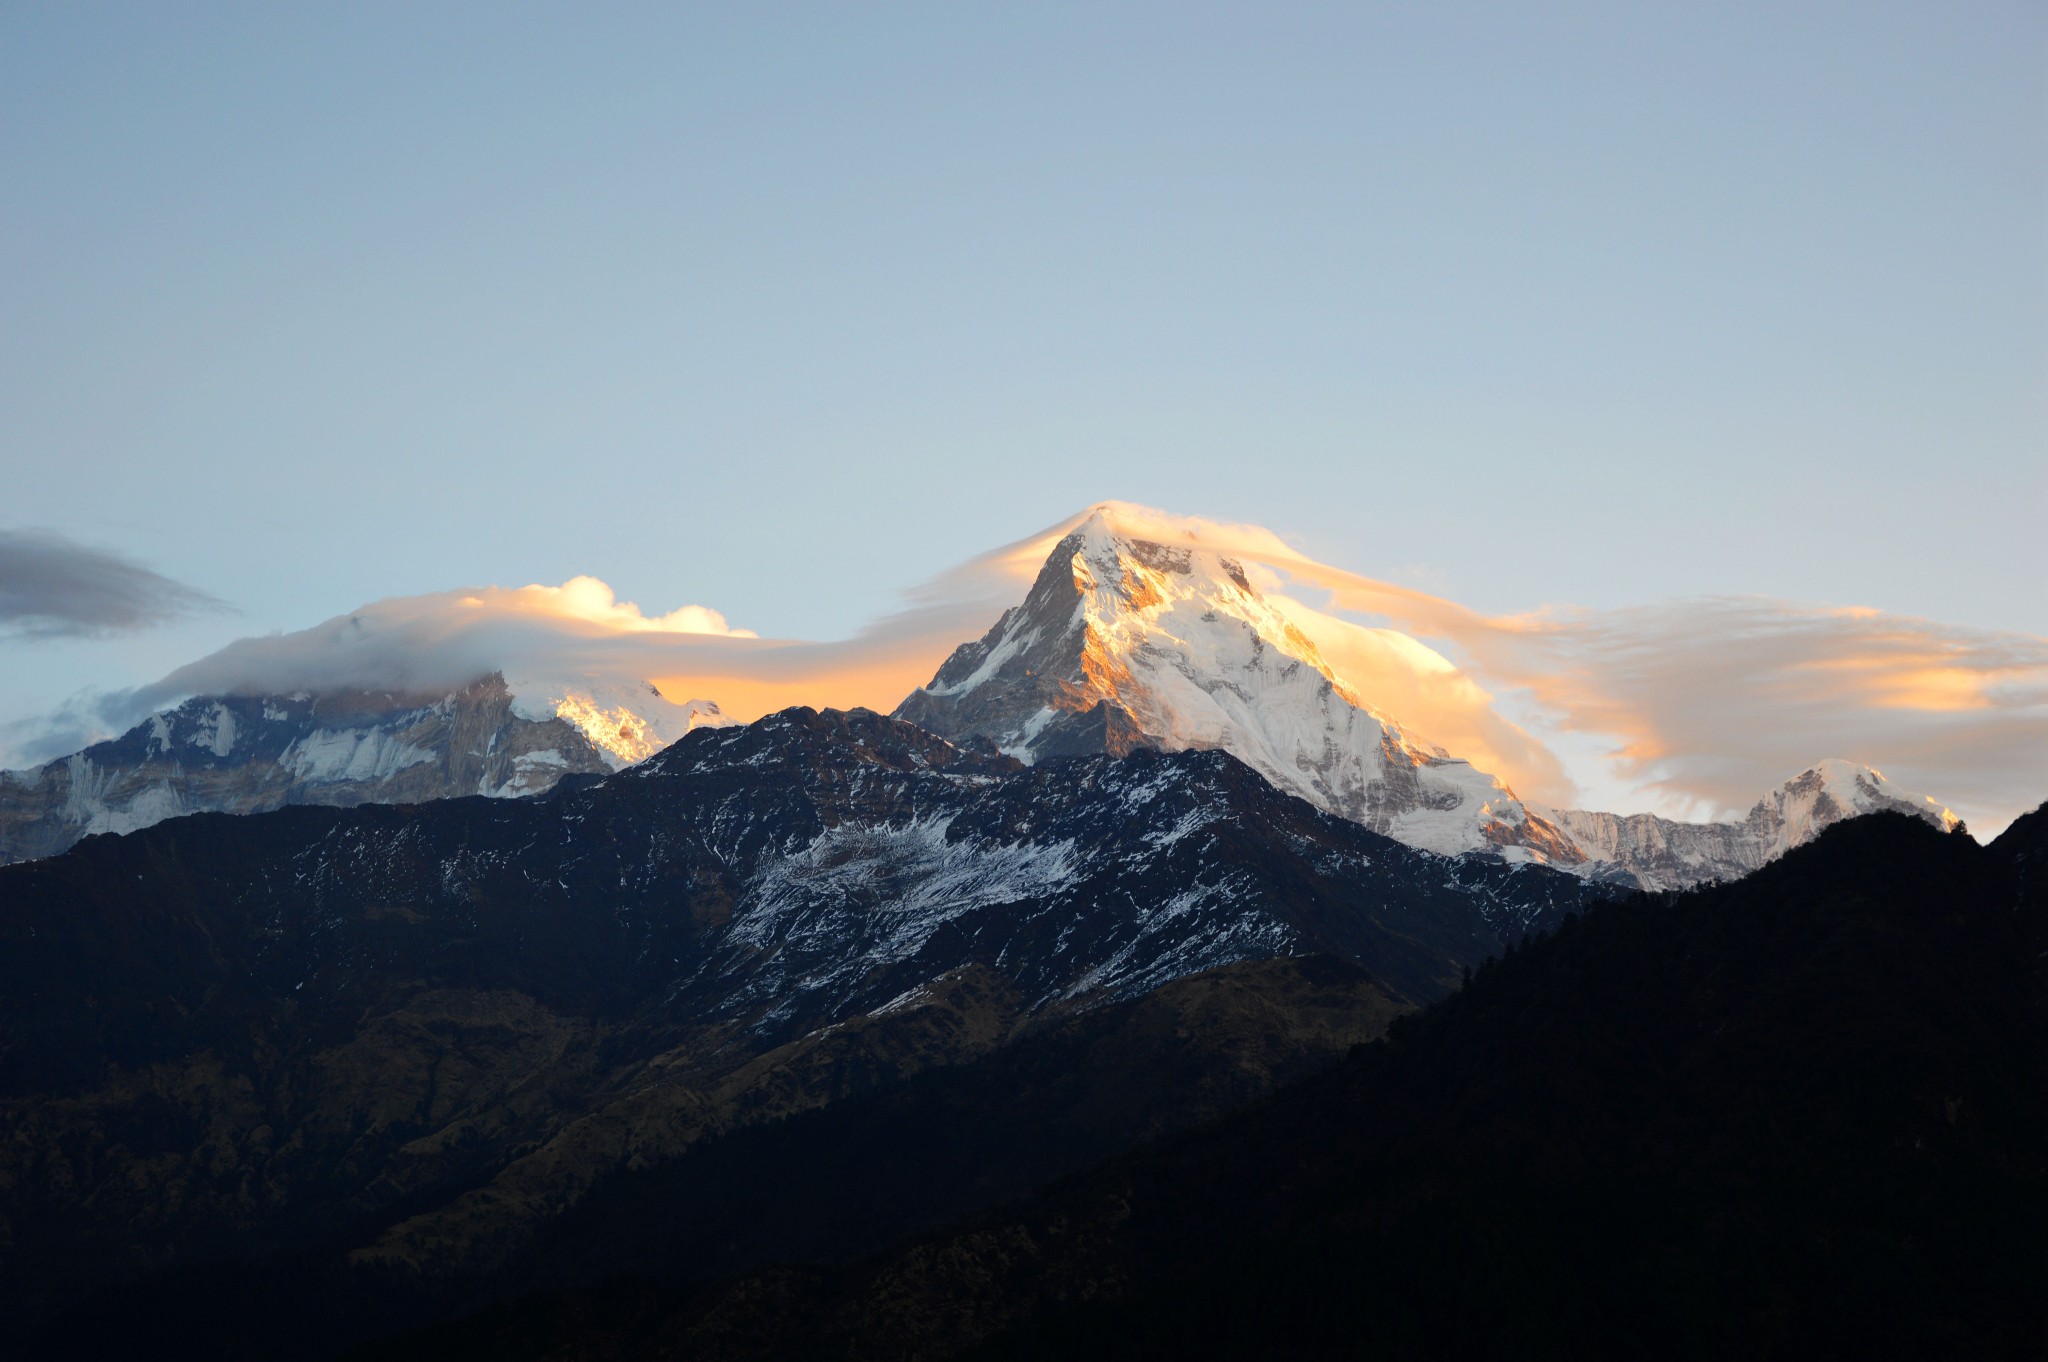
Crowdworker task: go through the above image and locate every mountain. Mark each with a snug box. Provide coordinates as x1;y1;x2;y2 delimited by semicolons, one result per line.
0;673;728;864
1536;757;1963;890
1;706;1604;1345
894;513;1540;855
3;509;1958;883
895;511;1958;887
431;807;2043;1361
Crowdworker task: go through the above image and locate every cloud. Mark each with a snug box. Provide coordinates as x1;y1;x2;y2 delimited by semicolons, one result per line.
0;528;224;639
12;500;2043;835
0;690;129;768
1453;597;2048;831
462;576;757;637
1263;597;1579;806
68;544;1049;746
1234;554;2048;834
123;578;762;714
916;503;2048;831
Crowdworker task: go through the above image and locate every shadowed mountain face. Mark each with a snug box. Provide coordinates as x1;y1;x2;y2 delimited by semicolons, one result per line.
0;674;733;866
0;706;1603;1348
400;808;2044;1361
0;677;609;865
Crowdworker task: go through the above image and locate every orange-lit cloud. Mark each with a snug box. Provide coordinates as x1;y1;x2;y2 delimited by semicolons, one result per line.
1050;503;2047;831
464;576;756;637
37;500;2047;835
1442;596;2048;832
102;524;1065;739
1260;596;1578;805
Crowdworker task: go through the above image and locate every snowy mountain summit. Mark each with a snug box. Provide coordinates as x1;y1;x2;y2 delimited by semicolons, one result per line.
0;674;730;865
895;511;1566;860
896;511;1958;888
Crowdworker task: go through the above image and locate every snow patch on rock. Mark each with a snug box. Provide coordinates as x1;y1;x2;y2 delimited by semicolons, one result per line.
283;728;439;785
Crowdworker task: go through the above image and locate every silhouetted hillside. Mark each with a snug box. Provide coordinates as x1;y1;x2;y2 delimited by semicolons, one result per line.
3;709;1600;1348
381;809;2045;1360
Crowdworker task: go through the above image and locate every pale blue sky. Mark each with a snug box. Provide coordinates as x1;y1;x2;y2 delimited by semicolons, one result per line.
3;3;2043;800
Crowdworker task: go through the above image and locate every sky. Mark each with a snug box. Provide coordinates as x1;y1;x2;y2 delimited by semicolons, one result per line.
2;4;2043;827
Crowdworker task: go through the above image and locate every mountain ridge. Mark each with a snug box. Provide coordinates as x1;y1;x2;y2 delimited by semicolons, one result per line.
1;508;1961;884
417;806;2041;1361
0;704;1605;1337
896;510;1959;888
0;673;728;865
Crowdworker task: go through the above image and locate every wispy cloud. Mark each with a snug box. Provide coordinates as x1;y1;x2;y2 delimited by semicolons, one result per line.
104;546;1039;724
1458;597;2048;829
0;529;224;639
10;503;2043;834
1251;551;2048;832
902;504;2048;831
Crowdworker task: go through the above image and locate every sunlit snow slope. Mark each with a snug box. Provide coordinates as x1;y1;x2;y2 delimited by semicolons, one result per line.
896;511;1957;888
896;512;1573;862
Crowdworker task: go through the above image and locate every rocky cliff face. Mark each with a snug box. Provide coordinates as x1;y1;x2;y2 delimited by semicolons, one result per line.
0;673;728;864
895;512;1957;889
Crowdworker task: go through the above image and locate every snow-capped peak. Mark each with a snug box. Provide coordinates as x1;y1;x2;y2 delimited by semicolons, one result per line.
1534;757;1960;891
896;512;1538;858
1755;758;1962;849
503;675;733;768
896;510;1961;889
0;671;740;864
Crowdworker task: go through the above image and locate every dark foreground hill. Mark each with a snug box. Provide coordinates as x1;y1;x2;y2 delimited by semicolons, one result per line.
24;953;1402;1360
2;707;1599;1355
369;807;2048;1361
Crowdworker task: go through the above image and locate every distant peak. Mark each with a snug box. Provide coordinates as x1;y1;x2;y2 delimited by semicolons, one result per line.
1074;501;1154;537
1770;758;1960;832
